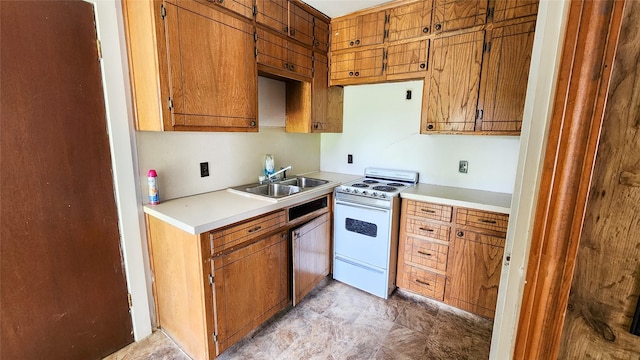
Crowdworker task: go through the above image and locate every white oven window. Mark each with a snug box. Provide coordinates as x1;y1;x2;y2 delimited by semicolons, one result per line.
345;218;377;237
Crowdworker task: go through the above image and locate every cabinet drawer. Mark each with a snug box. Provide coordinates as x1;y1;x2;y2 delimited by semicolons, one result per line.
406;200;453;222
405;218;450;242
454;228;506;248
404;236;448;272
455;208;508;233
401;265;446;301
208;210;286;256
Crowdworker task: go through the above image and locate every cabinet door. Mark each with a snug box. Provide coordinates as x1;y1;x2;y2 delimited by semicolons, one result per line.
256;28;288;71
356;11;388;47
330;52;356;81
354;47;386;80
331;11;386;51
311;52;328;132
432;0;488;33
492;0;538;22
165;3;257;130
313;17;330;52
388;0;433;42
211;231;289;355
199;0;253;19
256;0;288;34
422;31;484;133
287;40;313;79
331;16;358;51
292;213;331;305
289;2;314;45
386;40;429;78
478;20;535;133
330;48;385;84
445;229;504;319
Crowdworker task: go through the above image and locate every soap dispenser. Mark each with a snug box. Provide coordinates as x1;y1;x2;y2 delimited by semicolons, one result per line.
264;154;275;177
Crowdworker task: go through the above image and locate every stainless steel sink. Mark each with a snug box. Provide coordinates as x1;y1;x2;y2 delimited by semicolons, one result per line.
228;177;329;200
244;183;301;198
279;177;329;188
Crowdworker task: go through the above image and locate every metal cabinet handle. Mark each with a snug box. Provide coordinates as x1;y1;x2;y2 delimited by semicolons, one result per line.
355;39;360;45
354;71;359;76
349;41;355;46
284;63;289;69
435;23;442;31
349;71;354;76
289;64;295;71
415;279;431;286
417;251;433;257
315;40;320;46
250;121;256;127
420;63;426;69
423;26;429;33
420;208;435;214
457;231;464;237
418;227;434;232
248;226;262;233
290;29;296;36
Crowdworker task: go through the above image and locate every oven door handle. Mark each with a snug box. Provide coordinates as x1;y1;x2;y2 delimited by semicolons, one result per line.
335;200;389;213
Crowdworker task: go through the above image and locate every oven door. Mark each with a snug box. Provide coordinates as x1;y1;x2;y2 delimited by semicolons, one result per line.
333;200;391;269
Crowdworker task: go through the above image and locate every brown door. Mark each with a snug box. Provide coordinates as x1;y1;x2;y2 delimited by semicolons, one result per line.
1;2;133;359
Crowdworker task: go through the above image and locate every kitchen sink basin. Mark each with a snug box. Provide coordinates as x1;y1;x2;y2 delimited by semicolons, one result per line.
279;177;329;188
228;177;329;201
244;183;301;198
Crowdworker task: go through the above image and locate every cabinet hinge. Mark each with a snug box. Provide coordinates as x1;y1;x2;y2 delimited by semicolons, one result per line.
254;31;258;42
208;273;214;285
486;7;495;21
212;333;218;343
96;39;103;59
252;5;257;16
483;41;492;53
385;13;390;24
254;47;258;58
168;97;173;110
477;109;484;120
384;29;389;40
160;4;166;20
127;293;132;309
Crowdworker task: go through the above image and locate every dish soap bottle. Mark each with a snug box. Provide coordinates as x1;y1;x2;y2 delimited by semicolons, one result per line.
264;154;275;177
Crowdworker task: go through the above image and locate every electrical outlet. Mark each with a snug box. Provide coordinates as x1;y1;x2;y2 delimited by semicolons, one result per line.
459;160;468;174
200;162;209;177
347;154;353;164
406;90;412;100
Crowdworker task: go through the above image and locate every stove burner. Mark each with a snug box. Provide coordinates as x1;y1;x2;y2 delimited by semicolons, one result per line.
352;183;369;188
362;179;379;184
373;185;397;192
386;183;405;187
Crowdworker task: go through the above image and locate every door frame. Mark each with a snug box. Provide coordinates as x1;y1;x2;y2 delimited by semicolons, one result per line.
91;0;153;340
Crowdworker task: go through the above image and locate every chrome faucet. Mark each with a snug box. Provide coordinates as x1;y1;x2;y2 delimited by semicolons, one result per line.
267;165;292;182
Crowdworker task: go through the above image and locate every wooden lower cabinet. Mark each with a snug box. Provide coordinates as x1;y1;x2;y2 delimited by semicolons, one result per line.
397;199;508;319
211;231;289;354
292;212;331;305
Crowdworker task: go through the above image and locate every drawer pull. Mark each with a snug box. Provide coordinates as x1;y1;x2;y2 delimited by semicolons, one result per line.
457;231;464;237
479;219;497;224
247;226;262;233
418;227;434;232
420;208;436;214
415;279;431;286
417;251;433;257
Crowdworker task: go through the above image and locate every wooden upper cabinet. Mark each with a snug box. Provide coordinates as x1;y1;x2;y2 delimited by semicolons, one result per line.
491;0;539;22
257;28;312;80
289;2;314;46
331;11;387;51
313;17;330;52
478;20;535;132
196;0;253;19
386;39;429;80
164;2;257;131
256;0;288;34
330;48;386;85
388;0;433;42
422;30;484;133
432;0;488;33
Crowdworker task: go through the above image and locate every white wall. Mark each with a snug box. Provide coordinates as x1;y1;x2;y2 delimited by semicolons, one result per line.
136;77;321;202
321;80;520;194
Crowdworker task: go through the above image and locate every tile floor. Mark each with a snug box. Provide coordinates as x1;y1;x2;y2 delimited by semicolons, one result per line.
105;280;493;360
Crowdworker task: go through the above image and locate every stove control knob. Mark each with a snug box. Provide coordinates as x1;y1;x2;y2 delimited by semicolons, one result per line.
362;191;368;195
353;189;359;194
343;187;350;193
379;193;387;198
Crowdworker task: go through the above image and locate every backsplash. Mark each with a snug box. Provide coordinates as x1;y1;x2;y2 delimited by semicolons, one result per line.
320;80;520;194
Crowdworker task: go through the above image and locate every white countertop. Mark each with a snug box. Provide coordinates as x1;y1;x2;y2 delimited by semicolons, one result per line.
401;183;512;214
144;172;512;234
143;172;360;234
